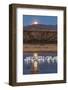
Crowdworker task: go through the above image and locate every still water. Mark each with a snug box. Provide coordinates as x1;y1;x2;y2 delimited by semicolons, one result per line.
23;52;57;75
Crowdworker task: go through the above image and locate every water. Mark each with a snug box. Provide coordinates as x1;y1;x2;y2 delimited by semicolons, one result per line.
23;52;57;75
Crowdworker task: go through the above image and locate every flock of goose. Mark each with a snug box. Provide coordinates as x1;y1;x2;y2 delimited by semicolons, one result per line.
24;56;57;64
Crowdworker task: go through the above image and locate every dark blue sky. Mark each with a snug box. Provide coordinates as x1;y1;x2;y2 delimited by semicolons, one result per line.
23;15;57;26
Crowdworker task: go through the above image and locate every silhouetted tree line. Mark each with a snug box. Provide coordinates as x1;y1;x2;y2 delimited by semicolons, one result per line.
23;31;57;44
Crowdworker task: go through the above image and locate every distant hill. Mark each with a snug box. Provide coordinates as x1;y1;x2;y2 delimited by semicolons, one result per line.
24;24;57;31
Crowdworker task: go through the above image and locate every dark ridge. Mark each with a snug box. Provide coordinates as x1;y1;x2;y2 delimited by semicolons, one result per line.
24;24;57;31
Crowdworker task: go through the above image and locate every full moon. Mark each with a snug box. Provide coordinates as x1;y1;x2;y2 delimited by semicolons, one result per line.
33;21;38;24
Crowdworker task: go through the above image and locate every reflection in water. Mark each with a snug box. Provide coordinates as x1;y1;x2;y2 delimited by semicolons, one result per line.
23;52;57;75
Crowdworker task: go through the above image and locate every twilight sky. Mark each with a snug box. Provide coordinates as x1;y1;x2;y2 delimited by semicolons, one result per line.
23;15;57;26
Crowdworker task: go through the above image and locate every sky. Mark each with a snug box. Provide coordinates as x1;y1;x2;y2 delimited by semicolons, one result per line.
23;15;57;26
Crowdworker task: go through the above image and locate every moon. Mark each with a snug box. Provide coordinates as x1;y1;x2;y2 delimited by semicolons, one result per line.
33;21;38;24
